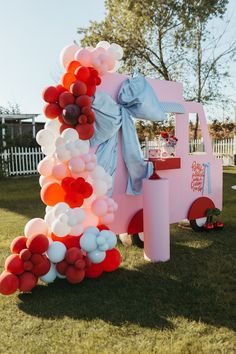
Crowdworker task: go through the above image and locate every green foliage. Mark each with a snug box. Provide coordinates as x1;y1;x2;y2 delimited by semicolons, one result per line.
0;170;235;353
79;0;234;106
209;118;235;139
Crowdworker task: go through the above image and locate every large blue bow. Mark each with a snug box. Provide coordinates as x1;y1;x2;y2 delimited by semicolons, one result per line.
90;74;182;195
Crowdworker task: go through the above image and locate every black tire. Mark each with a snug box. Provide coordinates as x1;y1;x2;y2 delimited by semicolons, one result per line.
131;233;144;248
190;217;207;232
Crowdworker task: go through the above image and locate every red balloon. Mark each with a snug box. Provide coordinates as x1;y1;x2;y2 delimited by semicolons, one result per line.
31;254;51;277
42;86;59;103
83;182;93;198
26;234;49;254
87;111;95;124
81;106;92;117
86;85;96;97
58;113;65;124
5;254;24;275
59;91;75;108
56;84;67;95
96;77;101;85
23;261;33;271
10;236;27;254
75;66;90;82
64;192;83;208
59;123;72;134
18;272;37;292
56;260;68;275
88;67;99;78
0;271;19;295
87;77;96;86
97;225;110;231
66;266;85;284
43;103;61;119
78;114;87;125
61;177;75;191
51;233;81;249
62;72;77;90
76;123;94;140
66;60;81;74
85;263;103;279
70;80;87;96
75;95;92;107
65;247;83;264
41;182;66;206
19;248;32;261
102;249;121;272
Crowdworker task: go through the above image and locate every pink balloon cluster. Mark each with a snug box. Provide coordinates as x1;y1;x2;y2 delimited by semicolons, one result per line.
60;41;123;76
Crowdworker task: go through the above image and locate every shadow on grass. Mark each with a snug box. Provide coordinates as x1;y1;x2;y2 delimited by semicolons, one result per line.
18;239;235;331
0;177;44;219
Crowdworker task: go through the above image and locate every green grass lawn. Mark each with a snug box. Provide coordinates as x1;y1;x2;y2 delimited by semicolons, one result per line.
0;170;235;354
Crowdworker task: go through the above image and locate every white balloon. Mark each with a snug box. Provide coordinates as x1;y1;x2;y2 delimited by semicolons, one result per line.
80;233;97;252
93;180;108;196
62;128;79;142
67;215;78;227
44;210;55;227
90;166;106;179
45;119;60;134
108;43;123;60
41;144;56;156
36;129;54;146
70;224;84;236
47;241;67;263
53;202;70;217
51;220;70;237
58;214;68;224
40;263;57;283
72;208;86;223
96;41;110;49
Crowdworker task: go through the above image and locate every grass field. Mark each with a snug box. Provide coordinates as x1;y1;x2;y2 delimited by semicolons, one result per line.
0;169;235;354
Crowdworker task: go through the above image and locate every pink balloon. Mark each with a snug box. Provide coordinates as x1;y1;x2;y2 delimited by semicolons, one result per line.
24;218;49;237
106;54;116;71
82;209;99;229
60;44;80;68
52;163;69;180
37;157;54;177
39;175;57;187
74;48;92;66
69;157;85;173
101;213;114;224
91;199;108;217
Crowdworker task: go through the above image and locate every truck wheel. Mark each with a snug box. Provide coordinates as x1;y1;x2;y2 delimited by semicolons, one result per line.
131;233;144;248
190;217;207;232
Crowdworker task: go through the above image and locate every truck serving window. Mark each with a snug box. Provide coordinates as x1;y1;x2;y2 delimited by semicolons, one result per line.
189;113;206;155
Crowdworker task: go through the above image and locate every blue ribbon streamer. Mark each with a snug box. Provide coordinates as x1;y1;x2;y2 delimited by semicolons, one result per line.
202;162;212;195
91;74;184;195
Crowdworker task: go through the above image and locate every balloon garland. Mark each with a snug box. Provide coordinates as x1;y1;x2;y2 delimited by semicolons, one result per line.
0;41;123;295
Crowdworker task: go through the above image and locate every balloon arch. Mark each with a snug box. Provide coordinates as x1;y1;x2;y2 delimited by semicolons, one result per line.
0;42;123;295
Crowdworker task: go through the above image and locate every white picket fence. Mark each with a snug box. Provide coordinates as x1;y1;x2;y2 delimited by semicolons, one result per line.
144;137;236;166
0;138;235;177
1;147;44;176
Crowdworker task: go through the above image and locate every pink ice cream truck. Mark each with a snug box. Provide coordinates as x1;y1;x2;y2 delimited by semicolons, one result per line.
94;73;223;262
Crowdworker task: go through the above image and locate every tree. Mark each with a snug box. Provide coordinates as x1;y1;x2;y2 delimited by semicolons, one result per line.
209;118;235;139
78;0;236;138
